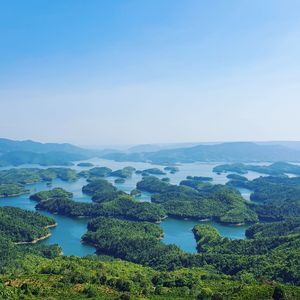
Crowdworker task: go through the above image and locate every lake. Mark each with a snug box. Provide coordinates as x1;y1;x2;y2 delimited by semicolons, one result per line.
0;159;261;255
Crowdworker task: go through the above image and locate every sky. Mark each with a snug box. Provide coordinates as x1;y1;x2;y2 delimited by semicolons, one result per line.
0;0;300;146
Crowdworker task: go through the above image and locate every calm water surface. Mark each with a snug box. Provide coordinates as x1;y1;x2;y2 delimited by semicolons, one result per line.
0;159;264;255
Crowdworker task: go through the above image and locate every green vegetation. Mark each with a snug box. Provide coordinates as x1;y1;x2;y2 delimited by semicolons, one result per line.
180;176;213;189
103;142;300;163
228;176;300;221
226;174;248;181
114;178;125;184
110;166;136;178
161;177;170;182
82;216;183;270
0;162;300;299
164;166;179;173
78;166;118;182
0;151;85;167
82;179;125;203
192;225;222;252
142;168;166;175
130;189;141;197
2;255;298;300
77;162;94;167
137;176;170;193
0;184;29;197
30;188;73;202
245;217;300;239
0;206;55;243
0;168;77;185
192;220;300;285
79;166;136;180
186;176;213;181
213;163;248;174
214;161;300;176
137;177;258;224
35;194;165;222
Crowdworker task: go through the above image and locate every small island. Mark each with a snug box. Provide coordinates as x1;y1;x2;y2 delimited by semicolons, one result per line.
130;189;142;197
77;162;94;167
161;177;170;182
0;183;30;197
142;168;166;175
137;176;258;225
114;178;125;184
110;166;136;178
164;166;179;174
0;206;56;244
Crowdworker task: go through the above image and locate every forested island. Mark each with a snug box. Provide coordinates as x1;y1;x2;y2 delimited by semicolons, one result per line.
137;176;257;224
214;161;300;176
0;183;29;197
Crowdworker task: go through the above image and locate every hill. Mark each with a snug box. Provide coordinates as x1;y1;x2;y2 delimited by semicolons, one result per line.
0;138;110;166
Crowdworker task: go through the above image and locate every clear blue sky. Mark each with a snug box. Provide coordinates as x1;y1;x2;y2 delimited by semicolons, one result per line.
0;0;300;146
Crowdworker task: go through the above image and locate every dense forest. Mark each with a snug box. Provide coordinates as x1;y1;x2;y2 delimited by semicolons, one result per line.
0;168;78;184
137;176;257;224
0;183;29;197
214;162;300;176
227;175;300;221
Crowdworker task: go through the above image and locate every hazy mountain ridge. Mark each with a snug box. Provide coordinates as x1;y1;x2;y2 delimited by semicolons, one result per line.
0;151;86;167
0;139;97;166
103;142;300;163
3;138;300;166
0;138;89;155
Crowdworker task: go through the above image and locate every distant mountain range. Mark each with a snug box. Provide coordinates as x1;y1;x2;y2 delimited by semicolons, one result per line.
103;142;300;164
2;138;300;166
0;138;96;166
0;138;89;155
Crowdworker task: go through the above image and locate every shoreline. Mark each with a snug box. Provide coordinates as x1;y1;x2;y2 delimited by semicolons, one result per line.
14;233;52;245
0;191;30;198
14;222;57;245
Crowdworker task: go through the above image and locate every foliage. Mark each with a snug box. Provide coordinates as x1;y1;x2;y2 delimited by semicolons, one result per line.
0;207;55;243
236;176;300;221
82;179;125;203
30;188;73;202
140;177;258;224
77;162;94;167
36;195;165;222
192;221;300;285
214;161;300;176
0;184;29;197
110;167;136;178
0;150;85;167
164;166;179;173
1;255;298;299
0;168;77;185
142;168;166;175
102;142;300;164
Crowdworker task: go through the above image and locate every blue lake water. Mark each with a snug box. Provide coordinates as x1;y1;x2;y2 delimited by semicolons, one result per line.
0;159;262;255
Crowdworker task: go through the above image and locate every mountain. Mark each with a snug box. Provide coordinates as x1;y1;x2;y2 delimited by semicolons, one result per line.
0;151;86;167
102;142;300;164
127;142;202;153
0;138;117;166
127;144;163;153
0;138;89;155
257;141;300;151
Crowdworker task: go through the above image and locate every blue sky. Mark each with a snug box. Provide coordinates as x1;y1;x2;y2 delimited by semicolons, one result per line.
0;0;300;146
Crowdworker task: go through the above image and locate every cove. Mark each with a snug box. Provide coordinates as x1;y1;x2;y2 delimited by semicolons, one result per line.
0;179;96;256
160;217;249;253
